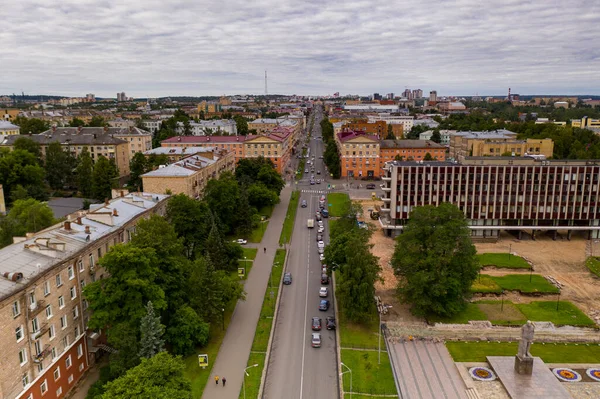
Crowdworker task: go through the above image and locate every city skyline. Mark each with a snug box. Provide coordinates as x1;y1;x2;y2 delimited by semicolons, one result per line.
2;0;600;97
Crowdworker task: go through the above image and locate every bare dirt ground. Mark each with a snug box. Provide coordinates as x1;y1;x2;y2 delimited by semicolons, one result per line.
475;232;600;320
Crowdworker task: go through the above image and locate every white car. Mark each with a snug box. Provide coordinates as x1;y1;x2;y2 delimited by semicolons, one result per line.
318;227;325;234
317;220;324;227
317;241;325;249
318;247;324;254
233;239;247;245
319;287;328;297
319;254;326;262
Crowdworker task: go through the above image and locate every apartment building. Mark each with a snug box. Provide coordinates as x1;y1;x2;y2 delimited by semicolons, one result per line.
368;115;414;134
143;146;219;163
448;130;517;162
161;136;245;164
335;131;381;178
379;157;600;240
0;192;169;399
379;140;445;170
0;121;20;136
449;131;553;162
342;121;386;137
419;130;456;146
109;127;152;157
141;151;235;198
571;116;600;131
176;120;237;136
141;120;163;134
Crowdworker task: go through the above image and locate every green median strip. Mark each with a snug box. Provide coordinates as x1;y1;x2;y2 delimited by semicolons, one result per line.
280;191;299;245
239;249;286;399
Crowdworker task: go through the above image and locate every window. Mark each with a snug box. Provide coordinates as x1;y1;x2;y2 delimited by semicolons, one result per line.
54;367;60;380
56;274;63;287
40;380;47;395
56;387;63;397
35;340;42;356
68;374;74;384
77;344;83;358
78;260;84;272
79;362;85;371
22;373;29;388
12;300;21;317
62;335;69;349
43;281;51;296
67;266;74;280
45;305;53;319
65;355;72;369
98;248;102;259
70;286;77;300
58;296;65;309
73;306;79;320
80;279;86;289
32;317;39;333
16;325;24;342
49;324;55;340
19;348;28;366
38;362;44;372
89;254;94;268
60;315;67;329
51;347;57;360
82;299;88;310
29;291;36;306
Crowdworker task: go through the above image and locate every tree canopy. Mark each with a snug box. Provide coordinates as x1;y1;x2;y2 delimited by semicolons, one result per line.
391;203;480;317
0;199;55;247
12;116;50;134
92;156;118;201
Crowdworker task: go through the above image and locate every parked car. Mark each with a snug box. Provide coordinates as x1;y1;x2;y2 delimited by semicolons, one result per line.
321;273;329;284
316;234;323;241
305;169;309;173
317;221;324;228
321;209;329;218
320;195;326;201
283;273;292;285
316;214;322;221
233;239;247;245
322;265;327;274
319;254;326;262
318;247;324;254
326;316;336;330
317;170;321;174
318;227;325;234
319;287;328;297
366;183;376;189
312;317;322;331
311;333;321;348
317;241;325;248
301;199;307;208
319;299;330;311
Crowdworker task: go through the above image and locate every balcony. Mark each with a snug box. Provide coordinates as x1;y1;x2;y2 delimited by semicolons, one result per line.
382;176;392;181
382;197;391;203
28;300;46;317
30;322;49;341
381;186;391;192
380;205;391;213
33;344;52;363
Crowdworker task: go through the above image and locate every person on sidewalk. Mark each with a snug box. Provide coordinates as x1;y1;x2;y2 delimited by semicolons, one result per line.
215;375;219;385
264;247;266;253
222;377;226;387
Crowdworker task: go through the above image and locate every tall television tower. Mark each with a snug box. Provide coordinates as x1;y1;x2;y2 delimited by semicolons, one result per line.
265;70;268;96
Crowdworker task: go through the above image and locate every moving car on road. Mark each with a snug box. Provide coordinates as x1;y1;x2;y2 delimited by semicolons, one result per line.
326;316;336;330
319;287;328;297
319;254;325;262
283;273;292;285
311;333;321;348
311;317;322;331
301;199;307;208
366;183;376;189
319;299;330;311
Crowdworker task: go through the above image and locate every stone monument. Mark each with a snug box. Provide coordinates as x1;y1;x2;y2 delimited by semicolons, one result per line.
514;320;535;375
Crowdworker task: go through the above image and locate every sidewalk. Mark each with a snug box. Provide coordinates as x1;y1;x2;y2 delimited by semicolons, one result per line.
201;184;293;399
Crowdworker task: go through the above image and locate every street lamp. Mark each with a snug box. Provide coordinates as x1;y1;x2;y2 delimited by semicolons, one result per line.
340;362;352;399
243;363;259;399
221;308;225;331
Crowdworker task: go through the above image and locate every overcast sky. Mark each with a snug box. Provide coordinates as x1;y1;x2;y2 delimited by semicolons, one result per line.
2;0;599;98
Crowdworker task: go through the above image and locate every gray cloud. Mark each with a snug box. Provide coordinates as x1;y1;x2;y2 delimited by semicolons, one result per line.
1;0;599;97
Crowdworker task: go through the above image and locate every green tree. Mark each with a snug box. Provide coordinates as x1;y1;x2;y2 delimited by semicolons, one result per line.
247;183;279;208
45;142;74;189
0;199;55;247
236;186;255;236
394;154;403;161
128;152;148;191
165;305;209;356
166;195;212;259
76;147;94;197
0;148;47;202
138;301;165;359
203;172;240;233
204;221;229;271
87;116;109;127
92;156;118;201
12;116;50;134
68;117;86;127
233;115;248;135
13;137;41;159
430;129;442;144
423;152;434;161
235;157;284;195
101;352;191;399
391;203;480;317
385;124;395;140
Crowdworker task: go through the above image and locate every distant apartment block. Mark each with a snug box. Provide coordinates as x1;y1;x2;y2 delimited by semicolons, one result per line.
343;104;400;113
144;146;220;163
535;118;566;126
342;121;386;137
336;131;380;178
419;130;456;146
176;120;237;136
368;115;414;134
379;139;445;171
379;157;600;240
141;150;235;198
0;192;169;399
571;116;600;131
449;131;553;162
437;101;467;114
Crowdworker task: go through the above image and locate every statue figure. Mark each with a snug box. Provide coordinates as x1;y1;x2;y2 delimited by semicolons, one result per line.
514;320;535;375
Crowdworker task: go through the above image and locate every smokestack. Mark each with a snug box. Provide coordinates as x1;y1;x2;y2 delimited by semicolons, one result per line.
64;221;71;230
76;217;82;225
85;225;91;234
112;208;119;216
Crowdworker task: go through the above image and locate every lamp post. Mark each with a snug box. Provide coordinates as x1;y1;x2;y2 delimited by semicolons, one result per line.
243;363;259;399
509;243;512;260
556;290;561;311
221;308;225;331
340;362;352;399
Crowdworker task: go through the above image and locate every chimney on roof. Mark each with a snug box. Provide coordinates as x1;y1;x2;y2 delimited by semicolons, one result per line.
104;198;109;205
85;225;91;234
93;133;97;139
120;190;125;197
112;208;119;217
77;126;82;133
52;126;56;132
103;126;109;133
177;137;181;141
76;216;82;225
64;221;71;230
3;272;24;282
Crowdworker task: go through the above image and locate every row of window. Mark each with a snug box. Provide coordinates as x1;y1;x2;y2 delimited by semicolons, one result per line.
24;349;84;397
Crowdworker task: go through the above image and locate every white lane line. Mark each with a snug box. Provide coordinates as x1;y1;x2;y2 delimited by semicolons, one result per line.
299;195;313;399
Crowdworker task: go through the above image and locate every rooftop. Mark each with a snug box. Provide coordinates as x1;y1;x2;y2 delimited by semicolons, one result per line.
163;135;245;144
142;154;217;177
337;130;379;143
453;129;517;139
380;139;444;149
0;192;169;301
0;121;19;130
144;146;216;155
2;128;130;146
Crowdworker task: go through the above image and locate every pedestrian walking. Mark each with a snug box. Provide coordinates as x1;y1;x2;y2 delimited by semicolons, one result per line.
264;247;266;253
222;377;226;387
215;375;219;385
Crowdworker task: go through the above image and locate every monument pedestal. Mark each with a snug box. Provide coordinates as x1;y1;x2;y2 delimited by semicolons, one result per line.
514;354;534;375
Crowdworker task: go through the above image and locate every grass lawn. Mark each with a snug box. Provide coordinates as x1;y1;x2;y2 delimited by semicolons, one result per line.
240;249;286;399
242;247;258;260
237;248;258;280
517;301;596;327
471;274;502;293
248;220;269;243
338;310;379;349
327;193;350;217
446;341;600;363
475;301;526;325
427;303;488;324
340;349;398;396
183;297;237;398
586;257;600;278
279;191;300;245
477;253;531;269
491;274;559;294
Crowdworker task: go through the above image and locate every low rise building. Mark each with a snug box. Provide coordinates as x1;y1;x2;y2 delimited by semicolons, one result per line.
107;118;135;129
336;131;380;178
0;192;169;399
342;121;386;137
141;151;234;198
368;115;414;134
141;120;163;134
379;157;600;240
437;101;467;114
143;146;218;163
419;130;456;146
0;121;20;136
448;130;518;162
571;117;600;131
176;120;237;136
343;104;400;113
535;118;566;126
379;140;445;171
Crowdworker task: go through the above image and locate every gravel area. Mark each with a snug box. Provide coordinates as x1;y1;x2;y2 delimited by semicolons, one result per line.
473;381;510;399
563;382;600;398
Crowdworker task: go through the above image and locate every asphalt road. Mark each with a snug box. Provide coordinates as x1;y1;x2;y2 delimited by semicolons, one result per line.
263;107;338;399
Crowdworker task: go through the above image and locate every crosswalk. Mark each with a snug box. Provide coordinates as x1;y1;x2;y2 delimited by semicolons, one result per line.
301;189;327;194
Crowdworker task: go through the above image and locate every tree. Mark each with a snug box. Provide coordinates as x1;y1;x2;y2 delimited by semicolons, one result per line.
236;186;255;236
166;195;212;259
165;305;209;356
385;124;395;140
235;157;284;195
391;203;480;317
0;199;55;248
247;183;279;209
394;154;403;161
204;220;229;271
12;116;50;134
92;156;118;201
87;116;109;127
423;152;434;161
203;172;240;233
128;152;148;191
233;115;248;135
0;148;47;202
430;129;442;144
76;147;93;197
13;137;41;159
68;117;86;127
138;301;165;359
45;142;75;189
101;352;191;399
